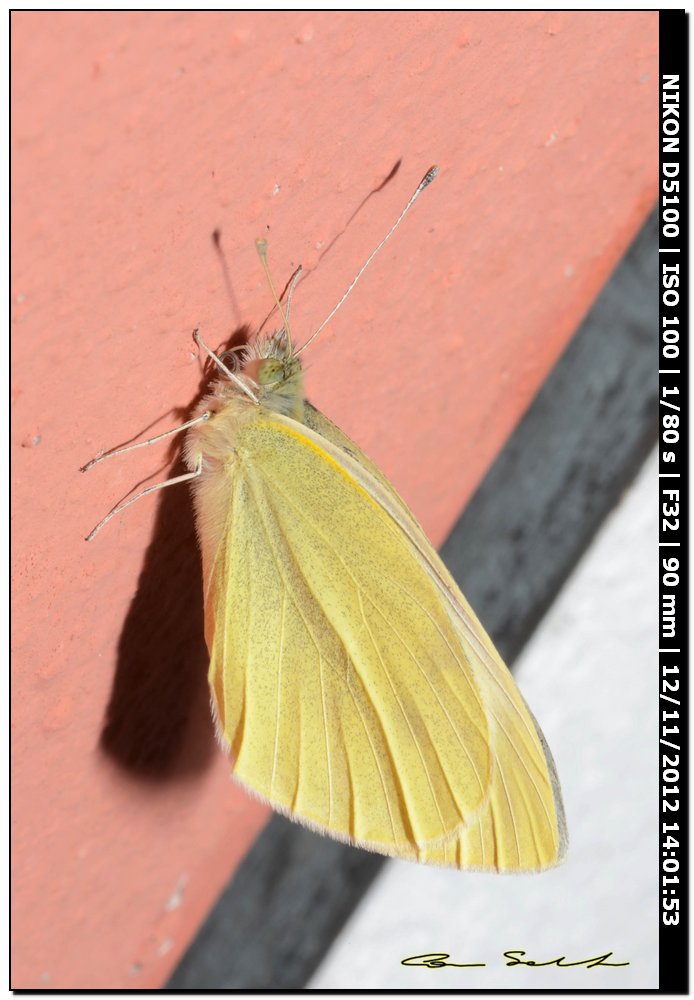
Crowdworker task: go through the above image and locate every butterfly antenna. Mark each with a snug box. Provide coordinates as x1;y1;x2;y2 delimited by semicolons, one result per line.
295;165;439;359
285;264;303;322
256;238;293;352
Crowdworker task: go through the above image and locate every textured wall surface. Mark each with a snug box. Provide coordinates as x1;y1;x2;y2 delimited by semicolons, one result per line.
11;11;657;989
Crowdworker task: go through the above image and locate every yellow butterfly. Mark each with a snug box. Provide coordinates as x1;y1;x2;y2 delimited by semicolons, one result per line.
85;167;567;872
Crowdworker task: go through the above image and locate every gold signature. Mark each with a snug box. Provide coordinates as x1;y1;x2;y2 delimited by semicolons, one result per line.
402;950;629;970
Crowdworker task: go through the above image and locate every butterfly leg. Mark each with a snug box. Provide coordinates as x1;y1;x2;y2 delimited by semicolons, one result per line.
80;413;211;473
85;458;203;541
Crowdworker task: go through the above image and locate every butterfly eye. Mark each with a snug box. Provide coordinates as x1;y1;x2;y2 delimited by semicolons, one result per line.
257;359;285;385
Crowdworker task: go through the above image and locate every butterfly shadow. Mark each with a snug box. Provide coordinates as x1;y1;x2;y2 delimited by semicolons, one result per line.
98;325;250;781
99;159;405;781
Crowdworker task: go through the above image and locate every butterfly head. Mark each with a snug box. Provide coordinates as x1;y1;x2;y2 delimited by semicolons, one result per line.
256;355;297;386
241;333;304;420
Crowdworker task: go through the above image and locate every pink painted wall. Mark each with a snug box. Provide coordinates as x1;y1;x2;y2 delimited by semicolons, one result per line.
12;11;658;989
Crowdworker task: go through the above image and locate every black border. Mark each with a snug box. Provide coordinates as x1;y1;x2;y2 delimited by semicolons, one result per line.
658;8;689;996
